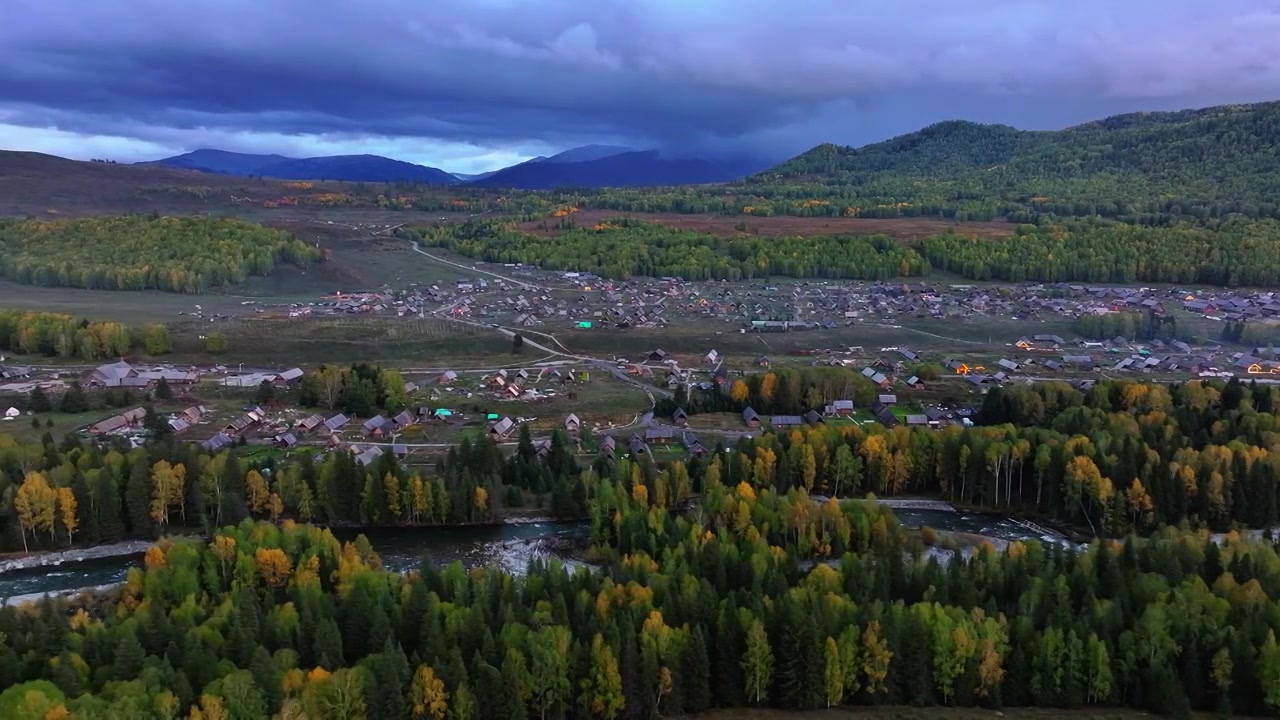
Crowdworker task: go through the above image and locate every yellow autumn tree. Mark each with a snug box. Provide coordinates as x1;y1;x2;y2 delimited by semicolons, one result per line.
144;544;168;569
861;621;892;698
473;486;489;514
150;460;186;528
729;379;750;403
189;694;229;720
384;473;402;519
211;535;236;580
759;373;778;403
975;638;1006;697
410;665;449;720
56;487;77;546
256;547;294;589
1126;478;1154;530
14;471;57;551
246;469;271;515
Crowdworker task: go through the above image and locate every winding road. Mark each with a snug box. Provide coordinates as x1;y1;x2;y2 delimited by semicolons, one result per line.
407;240;541;291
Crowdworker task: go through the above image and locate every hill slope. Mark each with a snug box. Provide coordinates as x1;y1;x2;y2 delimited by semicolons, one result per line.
750;101;1280;219
540;144;635;164
143;150;460;185
470;150;768;189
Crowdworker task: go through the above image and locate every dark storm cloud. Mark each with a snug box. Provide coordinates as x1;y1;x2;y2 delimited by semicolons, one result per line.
3;0;1280;164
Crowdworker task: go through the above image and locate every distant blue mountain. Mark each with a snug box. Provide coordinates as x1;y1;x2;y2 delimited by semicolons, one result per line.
468;150;771;190
539;144;635;164
139;149;460;185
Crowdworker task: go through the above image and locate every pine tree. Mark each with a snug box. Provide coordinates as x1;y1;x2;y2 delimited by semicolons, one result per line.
113;629;146;681
123;453;154;536
683;627;711;713
314;616;345;671
251;647;282;714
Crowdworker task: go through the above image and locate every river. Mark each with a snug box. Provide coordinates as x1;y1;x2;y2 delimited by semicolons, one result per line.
0;521;589;604
0;505;1062;603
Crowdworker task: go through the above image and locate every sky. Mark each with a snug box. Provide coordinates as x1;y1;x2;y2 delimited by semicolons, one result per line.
3;0;1279;174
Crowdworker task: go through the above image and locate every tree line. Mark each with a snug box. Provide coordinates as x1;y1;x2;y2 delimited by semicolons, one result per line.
6;374;1279;555
398;214;1280;287
0;311;170;360
654;366;880;418
296;363;412;417
0;216;321;293
0;423;599;553
1070;311;1187;343
396;218;928;281
922;217;1280;286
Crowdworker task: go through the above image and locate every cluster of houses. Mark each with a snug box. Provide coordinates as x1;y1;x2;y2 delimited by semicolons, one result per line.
87;407;148;435
200;406;269;451
220;367;305;388
83;404;212;440
85;361;200;389
485;367;586;394
0;364;32;380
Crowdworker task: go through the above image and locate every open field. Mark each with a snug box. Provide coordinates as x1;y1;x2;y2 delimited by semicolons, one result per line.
0;232;473;321
0;281;251;323
518;209;1016;239
545;316;1080;362
696;708;1244;720
168;316;515;365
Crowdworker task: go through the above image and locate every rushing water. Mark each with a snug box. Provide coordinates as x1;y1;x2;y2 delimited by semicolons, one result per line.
0;506;1062;603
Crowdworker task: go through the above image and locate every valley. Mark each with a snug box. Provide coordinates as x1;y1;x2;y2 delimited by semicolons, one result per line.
1;97;1280;719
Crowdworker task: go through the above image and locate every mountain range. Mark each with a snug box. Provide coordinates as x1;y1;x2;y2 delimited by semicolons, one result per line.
8;98;1278;218
140;144;772;189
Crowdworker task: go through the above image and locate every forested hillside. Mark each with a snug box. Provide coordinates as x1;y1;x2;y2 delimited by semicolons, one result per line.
746;101;1280;222
0;216;321;293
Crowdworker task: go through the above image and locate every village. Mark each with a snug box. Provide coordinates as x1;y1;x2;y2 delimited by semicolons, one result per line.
296;270;1280;333
3;288;1279;469
3;257;1280;467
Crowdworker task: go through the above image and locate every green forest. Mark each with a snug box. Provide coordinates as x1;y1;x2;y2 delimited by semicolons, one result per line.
4;488;1280;716
0;216;321;293
1;377;1280;715
923;217;1280;286
397;219;927;281
399;214;1280;286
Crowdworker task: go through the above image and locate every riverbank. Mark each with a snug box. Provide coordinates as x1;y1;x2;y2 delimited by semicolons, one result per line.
0;539;173;575
0;512;589;577
3;583;122;608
